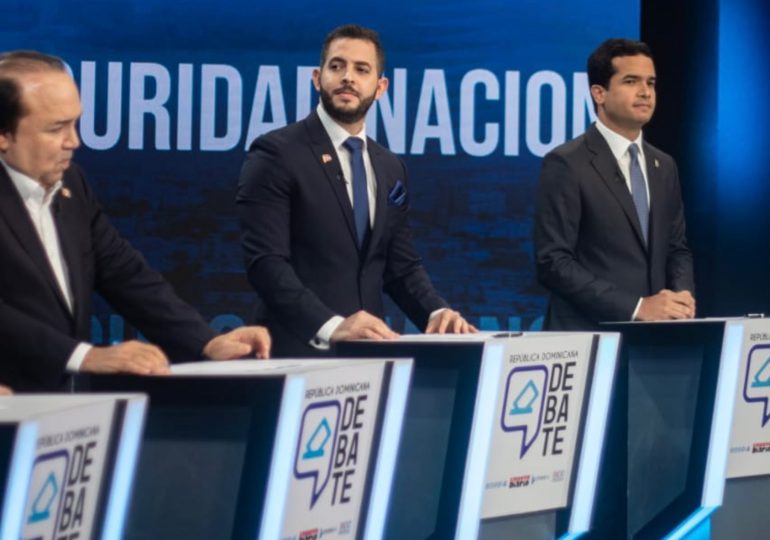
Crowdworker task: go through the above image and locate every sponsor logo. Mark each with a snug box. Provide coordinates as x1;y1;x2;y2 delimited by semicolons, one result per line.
552;469;566;482
485;479;508;489
338;520;352;535
299;528;319;540
508;475;531;488
752;442;770;454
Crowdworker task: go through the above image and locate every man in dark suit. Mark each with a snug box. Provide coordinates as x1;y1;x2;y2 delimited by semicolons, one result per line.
534;39;695;330
237;24;474;356
0;51;271;391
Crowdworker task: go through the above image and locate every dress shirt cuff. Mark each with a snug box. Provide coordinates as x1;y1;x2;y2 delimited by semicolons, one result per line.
631;298;643;321
311;316;346;350
66;343;93;373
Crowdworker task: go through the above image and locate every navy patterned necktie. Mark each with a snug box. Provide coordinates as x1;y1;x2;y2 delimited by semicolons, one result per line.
343;137;369;248
628;143;649;245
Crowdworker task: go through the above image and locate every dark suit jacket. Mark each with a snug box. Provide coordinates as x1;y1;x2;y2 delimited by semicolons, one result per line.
0;163;216;391
237;110;448;356
534;123;694;330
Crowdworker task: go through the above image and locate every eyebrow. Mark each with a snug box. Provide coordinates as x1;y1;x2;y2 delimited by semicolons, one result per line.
328;56;373;69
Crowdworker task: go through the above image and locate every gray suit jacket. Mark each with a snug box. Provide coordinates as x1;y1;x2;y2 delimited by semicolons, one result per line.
534;123;694;330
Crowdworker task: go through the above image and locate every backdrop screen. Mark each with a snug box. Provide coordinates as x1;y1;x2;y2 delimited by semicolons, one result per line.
1;0;639;341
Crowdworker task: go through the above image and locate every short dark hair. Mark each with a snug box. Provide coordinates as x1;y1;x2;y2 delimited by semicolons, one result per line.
0;50;66;135
587;38;653;89
320;24;385;77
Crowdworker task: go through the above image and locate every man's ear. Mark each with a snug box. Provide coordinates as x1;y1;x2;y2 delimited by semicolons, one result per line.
374;76;389;100
590;84;606;107
311;68;321;92
0;131;11;153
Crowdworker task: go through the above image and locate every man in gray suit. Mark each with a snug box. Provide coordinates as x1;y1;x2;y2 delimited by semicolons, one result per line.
534;38;695;330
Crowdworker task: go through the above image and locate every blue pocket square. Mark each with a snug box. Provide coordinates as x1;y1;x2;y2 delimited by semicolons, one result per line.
388;180;407;207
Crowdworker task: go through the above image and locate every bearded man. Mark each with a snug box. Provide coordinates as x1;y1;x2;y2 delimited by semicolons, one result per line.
237;24;474;356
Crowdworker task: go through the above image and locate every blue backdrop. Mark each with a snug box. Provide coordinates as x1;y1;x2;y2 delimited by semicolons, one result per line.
1;0;639;343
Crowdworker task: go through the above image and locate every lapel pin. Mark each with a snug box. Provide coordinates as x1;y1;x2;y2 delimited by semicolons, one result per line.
321;153;333;164
654;159;659;168
61;187;71;199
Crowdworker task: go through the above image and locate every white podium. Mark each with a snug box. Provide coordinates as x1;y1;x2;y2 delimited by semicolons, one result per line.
338;331;620;539
81;358;412;540
0;394;147;540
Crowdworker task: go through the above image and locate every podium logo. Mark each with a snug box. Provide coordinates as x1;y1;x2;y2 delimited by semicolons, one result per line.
743;345;770;427
294;401;341;508
23;450;68;540
500;366;548;457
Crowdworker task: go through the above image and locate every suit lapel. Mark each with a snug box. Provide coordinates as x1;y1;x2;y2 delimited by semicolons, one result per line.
0;166;74;316
51;182;83;321
304;111;358;247
586;125;647;250
644;142;664;259
365;142;388;260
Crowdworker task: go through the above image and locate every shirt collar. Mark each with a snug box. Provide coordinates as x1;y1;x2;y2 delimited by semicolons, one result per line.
0;159;63;205
316;103;367;152
595;118;644;160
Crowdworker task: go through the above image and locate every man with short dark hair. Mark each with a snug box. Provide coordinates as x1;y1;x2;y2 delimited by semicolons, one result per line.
0;50;271;391
237;24;474;356
534;38;695;330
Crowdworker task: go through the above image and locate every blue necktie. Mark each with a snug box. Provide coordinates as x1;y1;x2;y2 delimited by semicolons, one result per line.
343;137;369;248
628;143;649;245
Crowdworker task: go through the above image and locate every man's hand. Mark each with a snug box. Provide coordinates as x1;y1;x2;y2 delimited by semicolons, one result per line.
203;326;272;360
636;289;696;321
81;341;170;375
425;309;478;334
0;385;12;395
331;311;399;342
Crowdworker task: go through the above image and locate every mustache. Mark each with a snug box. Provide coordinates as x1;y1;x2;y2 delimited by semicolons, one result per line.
334;85;359;97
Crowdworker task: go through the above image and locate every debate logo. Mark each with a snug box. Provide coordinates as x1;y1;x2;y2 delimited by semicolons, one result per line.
294;401;341;508
743;345;770;427
501;366;548;457
23;450;68;539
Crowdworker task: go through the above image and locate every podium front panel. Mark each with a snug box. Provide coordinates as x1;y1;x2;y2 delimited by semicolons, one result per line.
80;358;412;540
339;332;618;540
0;394;147;540
711;318;770;538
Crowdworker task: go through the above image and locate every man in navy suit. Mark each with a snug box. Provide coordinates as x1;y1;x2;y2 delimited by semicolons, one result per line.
534;39;695;330
0;51;271;391
238;24;474;356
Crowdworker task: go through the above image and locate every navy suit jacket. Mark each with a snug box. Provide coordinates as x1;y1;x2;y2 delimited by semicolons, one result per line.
0;164;216;391
534;123;694;330
237;110;448;356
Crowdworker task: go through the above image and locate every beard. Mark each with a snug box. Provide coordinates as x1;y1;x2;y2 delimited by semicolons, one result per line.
319;84;376;125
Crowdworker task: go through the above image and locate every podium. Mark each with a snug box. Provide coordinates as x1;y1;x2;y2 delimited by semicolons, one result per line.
79;358;412;540
596;319;744;539
337;332;620;540
0;394;147;540
710;318;770;538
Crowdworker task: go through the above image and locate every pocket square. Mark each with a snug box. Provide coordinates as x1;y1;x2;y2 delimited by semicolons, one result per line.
388;180;407;207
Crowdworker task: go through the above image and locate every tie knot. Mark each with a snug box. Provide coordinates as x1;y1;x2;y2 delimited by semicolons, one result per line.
628;143;640;160
343;137;364;154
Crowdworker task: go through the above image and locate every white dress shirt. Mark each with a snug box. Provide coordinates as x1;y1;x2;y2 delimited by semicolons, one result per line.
1;160;91;370
593;120;650;319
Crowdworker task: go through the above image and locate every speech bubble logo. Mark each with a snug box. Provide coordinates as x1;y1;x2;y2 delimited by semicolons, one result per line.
744;345;770;427
294;401;340;508
23;449;68;539
501;365;548;458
